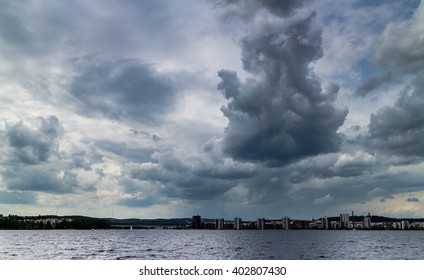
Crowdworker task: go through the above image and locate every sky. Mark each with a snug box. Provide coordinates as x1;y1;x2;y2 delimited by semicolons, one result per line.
1;0;424;220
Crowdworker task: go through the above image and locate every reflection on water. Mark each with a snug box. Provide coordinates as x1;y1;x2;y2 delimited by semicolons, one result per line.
0;230;423;260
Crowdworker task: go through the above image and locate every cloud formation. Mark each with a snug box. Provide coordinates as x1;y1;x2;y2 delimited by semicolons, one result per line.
1;0;424;220
5;116;63;164
217;3;347;166
69;57;179;124
355;1;424;96
367;84;424;160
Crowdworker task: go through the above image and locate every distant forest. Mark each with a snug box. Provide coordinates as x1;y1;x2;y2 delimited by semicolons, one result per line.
0;214;111;230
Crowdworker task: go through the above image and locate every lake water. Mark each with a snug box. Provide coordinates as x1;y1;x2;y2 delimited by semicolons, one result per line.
1;229;423;260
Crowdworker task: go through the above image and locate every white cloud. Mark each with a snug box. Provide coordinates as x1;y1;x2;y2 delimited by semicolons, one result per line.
314;194;334;205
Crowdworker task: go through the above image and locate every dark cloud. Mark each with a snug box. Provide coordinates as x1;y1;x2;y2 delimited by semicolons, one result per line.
214;0;304;20
406;197;420;203
130;129;162;142
68;145;103;171
5;116;63;164
217;7;347;166
125;146;257;204
366;82;424;159
1;116;98;194
355;1;424;96
95;140;154;163
70;57;178;123
287;152;380;184
195;167;255;180
354;72;392;97
4;167;81;194
0;191;37;205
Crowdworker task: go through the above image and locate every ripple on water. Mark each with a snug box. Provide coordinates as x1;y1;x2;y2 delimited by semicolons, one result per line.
1;230;424;260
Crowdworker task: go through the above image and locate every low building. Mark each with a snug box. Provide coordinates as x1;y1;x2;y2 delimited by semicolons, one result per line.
330;221;339;229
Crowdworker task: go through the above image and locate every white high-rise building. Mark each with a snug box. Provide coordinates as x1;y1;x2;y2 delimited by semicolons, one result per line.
340;213;349;229
215;218;224;230
322;217;329;230
401;221;410;230
234;217;242;230
282;216;290;230
363;217;372;229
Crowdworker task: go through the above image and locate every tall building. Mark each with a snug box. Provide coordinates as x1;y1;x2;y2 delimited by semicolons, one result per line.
234;217;242;230
257;218;265;230
215;218;224;230
340;213;349;229
401;221;410;230
192;215;201;229
322;217;329;230
363;217;372;229
282;216;290;230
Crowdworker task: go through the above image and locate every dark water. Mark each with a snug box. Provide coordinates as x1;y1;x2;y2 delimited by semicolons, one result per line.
1;230;423;260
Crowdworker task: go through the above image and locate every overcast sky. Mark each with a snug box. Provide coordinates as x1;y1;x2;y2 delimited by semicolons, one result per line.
1;0;424;220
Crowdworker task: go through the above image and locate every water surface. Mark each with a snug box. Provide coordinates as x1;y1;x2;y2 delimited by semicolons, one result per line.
1;230;423;260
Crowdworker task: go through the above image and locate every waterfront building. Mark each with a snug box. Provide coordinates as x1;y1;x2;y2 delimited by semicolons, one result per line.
330;220;339;229
192;215;201;229
234;217;242;230
363;217;372;229
215;218;224;230
322;217;329;230
401;221;410;230
257;218;265;230
282;216;290;230
340;213;349;229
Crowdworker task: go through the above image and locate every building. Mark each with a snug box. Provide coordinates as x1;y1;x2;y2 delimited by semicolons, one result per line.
192;215;201;229
363;217;372;229
322;217;329;230
215;218;224;230
234;217;242;230
401;221;410;230
330;221;339;229
340;213;350;229
282;216;290;230
257;218;265;230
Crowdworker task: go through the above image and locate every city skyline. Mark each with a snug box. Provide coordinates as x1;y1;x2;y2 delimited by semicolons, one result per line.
1;0;424;220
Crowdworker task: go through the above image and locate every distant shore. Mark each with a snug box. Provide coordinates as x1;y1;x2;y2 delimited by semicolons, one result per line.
2;213;424;230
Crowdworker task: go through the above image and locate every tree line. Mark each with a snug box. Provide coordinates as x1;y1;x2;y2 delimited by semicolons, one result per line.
0;214;111;230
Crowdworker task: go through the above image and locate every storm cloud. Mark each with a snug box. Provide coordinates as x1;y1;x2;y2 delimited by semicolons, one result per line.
359;2;424;161
70;57;179;124
217;3;347;166
356;1;424;96
367;84;424;159
5;116;63;165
